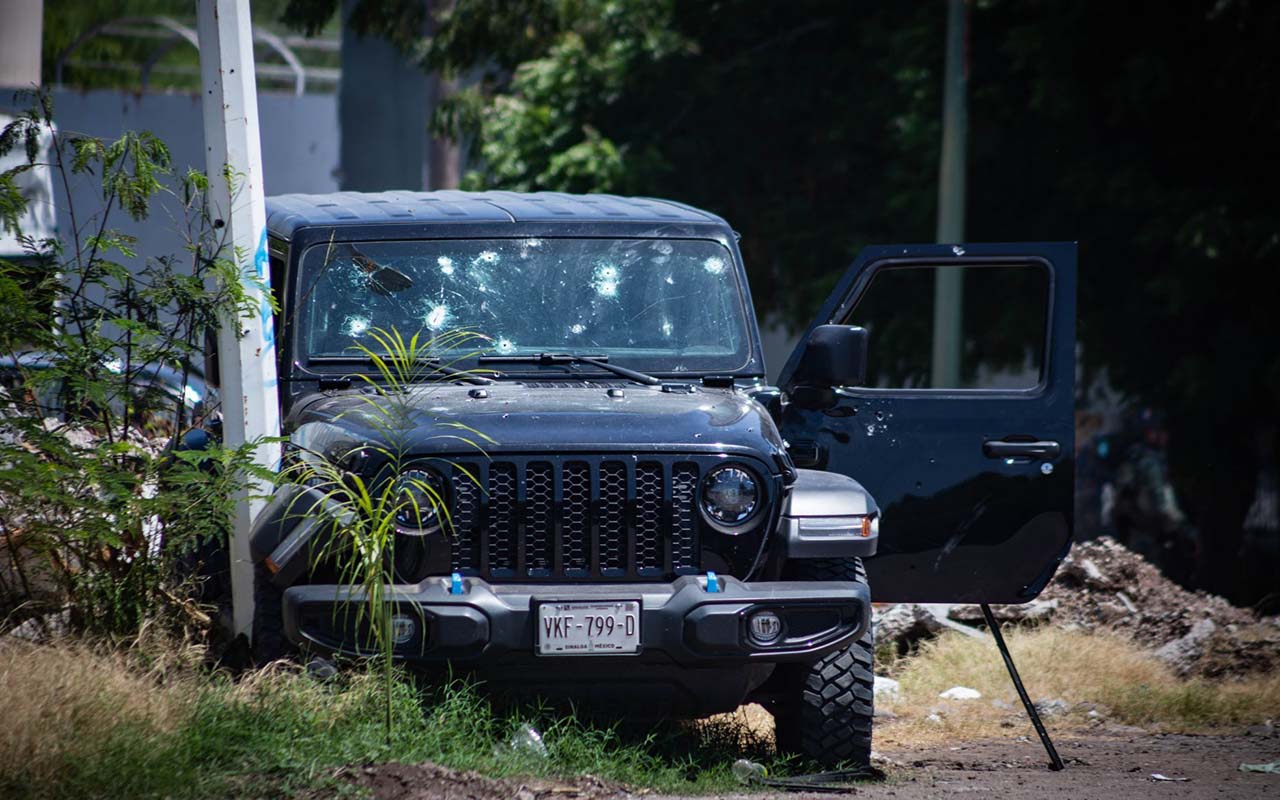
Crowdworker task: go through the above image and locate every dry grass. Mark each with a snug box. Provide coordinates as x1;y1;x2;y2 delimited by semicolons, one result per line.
5;627;1277;796
0;637;192;789
875;626;1280;748
0;638;782;799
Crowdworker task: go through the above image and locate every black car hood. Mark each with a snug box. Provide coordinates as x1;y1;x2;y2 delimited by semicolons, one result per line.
289;382;785;462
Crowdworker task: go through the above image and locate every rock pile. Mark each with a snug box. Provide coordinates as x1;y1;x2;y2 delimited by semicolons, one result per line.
1039;537;1279;677
872;537;1280;679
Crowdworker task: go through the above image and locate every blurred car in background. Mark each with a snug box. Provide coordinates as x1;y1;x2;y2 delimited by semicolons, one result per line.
0;351;218;437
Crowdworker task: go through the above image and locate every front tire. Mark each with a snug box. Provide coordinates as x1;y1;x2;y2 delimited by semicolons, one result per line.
772;557;874;766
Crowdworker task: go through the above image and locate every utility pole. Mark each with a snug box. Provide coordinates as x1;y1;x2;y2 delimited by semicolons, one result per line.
197;0;282;640
931;0;968;388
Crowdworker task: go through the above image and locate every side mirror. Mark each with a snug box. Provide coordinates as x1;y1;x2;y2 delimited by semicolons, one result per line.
793;325;868;388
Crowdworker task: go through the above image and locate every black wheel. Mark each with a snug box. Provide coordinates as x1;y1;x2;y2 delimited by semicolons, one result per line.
772;557;874;767
251;560;294;663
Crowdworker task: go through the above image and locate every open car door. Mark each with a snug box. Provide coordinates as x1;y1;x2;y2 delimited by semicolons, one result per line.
778;243;1076;603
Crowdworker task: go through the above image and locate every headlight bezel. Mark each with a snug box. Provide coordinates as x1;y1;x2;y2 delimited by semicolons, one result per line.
699;463;764;531
392;466;447;535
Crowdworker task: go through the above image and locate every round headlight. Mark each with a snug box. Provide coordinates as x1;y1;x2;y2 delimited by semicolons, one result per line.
394;468;445;532
701;465;759;525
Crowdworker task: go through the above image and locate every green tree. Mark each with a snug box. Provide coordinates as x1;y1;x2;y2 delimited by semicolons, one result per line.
0;93;270;635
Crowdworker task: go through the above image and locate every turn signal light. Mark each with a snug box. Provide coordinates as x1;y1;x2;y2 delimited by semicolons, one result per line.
859;514;880;538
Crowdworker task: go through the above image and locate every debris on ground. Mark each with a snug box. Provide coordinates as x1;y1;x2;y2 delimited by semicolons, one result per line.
2;609;70;643
340;762;626;800
874;603;945;653
502;724;549;759
1039;537;1280;678
730;758;767;785
1149;773;1189;782
874;675;901;701
1033;698;1070;717
947;600;1059;626
1245;721;1275;737
1152;618;1217;674
939;686;981;700
1239;761;1280;774
874;537;1280;679
305;656;339;681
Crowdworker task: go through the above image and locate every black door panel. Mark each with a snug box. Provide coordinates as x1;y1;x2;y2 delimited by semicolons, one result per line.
780;243;1076;603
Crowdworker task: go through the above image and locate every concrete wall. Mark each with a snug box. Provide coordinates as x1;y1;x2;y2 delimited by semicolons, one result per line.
47;87;339;266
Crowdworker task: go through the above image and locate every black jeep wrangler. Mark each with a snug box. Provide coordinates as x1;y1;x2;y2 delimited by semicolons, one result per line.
249;191;1077;766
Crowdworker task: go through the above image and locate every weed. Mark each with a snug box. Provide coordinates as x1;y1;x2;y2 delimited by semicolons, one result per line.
876;626;1280;747
277;325;494;743
0;638;780;799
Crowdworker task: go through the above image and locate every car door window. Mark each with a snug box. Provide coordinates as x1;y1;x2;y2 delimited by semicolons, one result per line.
843;263;1049;390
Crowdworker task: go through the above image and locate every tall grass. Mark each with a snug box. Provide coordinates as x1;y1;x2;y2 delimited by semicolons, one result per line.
876;626;1280;746
0;639;776;799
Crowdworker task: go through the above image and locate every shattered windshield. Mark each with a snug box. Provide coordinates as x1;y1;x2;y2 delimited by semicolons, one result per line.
299;237;752;374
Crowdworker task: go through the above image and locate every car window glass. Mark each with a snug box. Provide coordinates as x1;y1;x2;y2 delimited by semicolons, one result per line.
298;237;752;374
843;263;1049;389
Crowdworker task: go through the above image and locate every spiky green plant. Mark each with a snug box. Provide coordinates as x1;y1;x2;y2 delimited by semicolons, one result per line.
279;326;495;742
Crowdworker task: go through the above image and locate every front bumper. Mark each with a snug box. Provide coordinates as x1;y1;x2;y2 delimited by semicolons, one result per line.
282;574;869;666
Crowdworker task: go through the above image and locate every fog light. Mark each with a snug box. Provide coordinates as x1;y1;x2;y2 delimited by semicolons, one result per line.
391;614;416;645
748;610;783;645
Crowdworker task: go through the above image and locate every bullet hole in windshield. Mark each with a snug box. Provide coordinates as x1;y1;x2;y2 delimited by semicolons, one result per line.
519;238;544;259
593;263;621;297
343;315;371;337
437;256;455;275
703;256;726;275
424;304;450;331
495;337;517;354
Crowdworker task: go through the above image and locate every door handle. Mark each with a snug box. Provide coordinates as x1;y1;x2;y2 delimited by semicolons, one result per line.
982;439;1061;459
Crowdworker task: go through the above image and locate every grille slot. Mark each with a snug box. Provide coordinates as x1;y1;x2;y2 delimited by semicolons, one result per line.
449;467;480;573
444;456;714;581
525;462;554;576
635;462;664;575
598;461;628;575
671;463;700;574
487;463;517;576
562;462;591;574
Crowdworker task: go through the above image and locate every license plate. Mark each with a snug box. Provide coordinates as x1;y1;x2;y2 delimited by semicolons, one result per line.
536;601;640;655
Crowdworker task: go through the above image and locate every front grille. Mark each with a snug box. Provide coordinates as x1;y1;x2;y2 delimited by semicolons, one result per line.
441;456;712;581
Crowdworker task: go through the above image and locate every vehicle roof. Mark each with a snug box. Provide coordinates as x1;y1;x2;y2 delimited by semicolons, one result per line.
265;191;728;239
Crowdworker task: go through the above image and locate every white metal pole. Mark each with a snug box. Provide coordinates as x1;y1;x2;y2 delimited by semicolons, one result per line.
197;0;282;641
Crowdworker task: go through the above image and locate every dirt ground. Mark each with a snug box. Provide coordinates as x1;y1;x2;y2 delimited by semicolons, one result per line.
341;729;1280;800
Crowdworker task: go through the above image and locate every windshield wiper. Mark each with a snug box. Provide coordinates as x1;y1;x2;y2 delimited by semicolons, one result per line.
477;352;661;386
